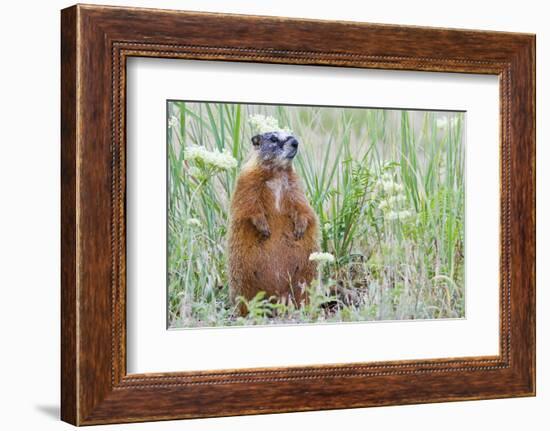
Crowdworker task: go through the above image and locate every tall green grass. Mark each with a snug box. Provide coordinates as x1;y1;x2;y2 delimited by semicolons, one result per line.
167;102;465;328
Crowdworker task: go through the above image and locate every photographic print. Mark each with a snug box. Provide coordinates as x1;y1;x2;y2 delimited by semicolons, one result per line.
61;7;536;423
167;101;465;329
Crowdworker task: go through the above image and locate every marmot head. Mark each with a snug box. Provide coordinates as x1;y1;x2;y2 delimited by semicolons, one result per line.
251;131;299;168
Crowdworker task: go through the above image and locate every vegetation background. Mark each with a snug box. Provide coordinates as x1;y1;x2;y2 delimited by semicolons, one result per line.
167;101;465;328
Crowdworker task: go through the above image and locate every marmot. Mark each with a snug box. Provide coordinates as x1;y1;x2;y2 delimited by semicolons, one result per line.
228;130;319;315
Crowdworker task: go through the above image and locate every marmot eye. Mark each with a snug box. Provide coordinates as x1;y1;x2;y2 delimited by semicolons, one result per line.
270;136;278;143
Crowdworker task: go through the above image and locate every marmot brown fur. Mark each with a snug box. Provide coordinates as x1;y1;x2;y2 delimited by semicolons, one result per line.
228;131;319;315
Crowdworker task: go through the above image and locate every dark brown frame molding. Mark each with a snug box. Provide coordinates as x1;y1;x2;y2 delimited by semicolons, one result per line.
61;4;536;425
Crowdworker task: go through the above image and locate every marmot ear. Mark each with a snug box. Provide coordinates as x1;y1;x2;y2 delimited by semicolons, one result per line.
251;135;261;147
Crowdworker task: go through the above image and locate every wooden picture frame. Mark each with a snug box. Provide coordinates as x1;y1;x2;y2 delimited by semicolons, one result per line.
61;4;536;425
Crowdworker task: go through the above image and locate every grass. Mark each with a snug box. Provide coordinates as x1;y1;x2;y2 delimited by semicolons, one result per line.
167;101;465;328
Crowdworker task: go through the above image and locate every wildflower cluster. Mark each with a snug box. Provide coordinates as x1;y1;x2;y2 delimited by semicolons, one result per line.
248;114;292;135
168;115;179;129
184;145;238;171
309;252;335;264
373;171;413;222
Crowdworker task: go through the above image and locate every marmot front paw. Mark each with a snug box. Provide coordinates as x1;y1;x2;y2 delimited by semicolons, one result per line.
250;214;271;239
259;227;271;239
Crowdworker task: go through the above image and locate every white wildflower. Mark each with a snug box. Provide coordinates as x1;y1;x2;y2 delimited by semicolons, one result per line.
168;115;178;129
376;178;405;195
249;114;292;135
386;210;413;221
378;200;389;210
184;145;238;170
186;218;202;228
309;252;335;263
382;181;397;194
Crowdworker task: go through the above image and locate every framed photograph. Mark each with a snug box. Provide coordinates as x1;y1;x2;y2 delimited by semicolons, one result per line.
61;4;536;425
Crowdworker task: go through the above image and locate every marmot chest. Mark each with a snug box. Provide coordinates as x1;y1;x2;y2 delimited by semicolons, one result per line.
265;176;292;213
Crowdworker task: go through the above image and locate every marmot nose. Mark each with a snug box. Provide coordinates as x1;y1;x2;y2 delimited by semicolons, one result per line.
289;138;299;149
